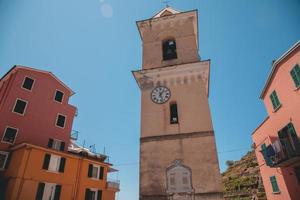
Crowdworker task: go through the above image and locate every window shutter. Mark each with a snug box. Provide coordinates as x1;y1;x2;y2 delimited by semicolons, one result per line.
99;166;104;180
291;65;300;87
59;157;66;172
85;189;91;200
53;185;62;200
42;154;51;170
35;182;45;200
60;142;65;151
97;190;103;200
270;176;279;192
48;138;53;148
88;164;93;177
4;153;12;169
261;144;272;166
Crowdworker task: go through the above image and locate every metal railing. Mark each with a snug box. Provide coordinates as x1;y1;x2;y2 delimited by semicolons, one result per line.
107;179;120;190
267;138;300;167
71;130;79;141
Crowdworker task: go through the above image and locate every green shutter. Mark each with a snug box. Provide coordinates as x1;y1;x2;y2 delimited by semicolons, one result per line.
270;91;281;110
290;65;300;88
261;144;272;166
270;176;280;193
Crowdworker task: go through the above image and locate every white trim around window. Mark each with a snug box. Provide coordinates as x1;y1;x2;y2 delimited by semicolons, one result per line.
54;90;64;104
21;76;35;91
0;151;9;170
1;126;19;145
55;113;67;129
12;98;28;116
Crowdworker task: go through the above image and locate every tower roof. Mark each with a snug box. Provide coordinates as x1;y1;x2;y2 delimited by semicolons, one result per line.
152;7;181;18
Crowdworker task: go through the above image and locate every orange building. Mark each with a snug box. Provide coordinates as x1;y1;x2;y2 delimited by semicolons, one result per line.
2;143;119;200
252;40;300;200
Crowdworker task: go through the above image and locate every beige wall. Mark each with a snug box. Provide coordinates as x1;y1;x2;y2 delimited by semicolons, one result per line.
138;11;199;69
141;78;213;138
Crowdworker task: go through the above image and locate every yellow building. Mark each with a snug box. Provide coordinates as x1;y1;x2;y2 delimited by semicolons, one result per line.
1;143;119;200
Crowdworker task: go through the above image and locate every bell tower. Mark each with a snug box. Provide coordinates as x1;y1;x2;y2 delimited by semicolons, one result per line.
133;7;223;200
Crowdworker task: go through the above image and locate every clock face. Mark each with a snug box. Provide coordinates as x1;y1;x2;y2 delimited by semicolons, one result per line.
151;86;171;104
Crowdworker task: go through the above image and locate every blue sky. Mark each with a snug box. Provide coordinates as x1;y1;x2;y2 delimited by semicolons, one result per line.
0;0;299;199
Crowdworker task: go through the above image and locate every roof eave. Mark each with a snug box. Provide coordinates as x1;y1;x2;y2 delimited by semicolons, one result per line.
260;40;300;99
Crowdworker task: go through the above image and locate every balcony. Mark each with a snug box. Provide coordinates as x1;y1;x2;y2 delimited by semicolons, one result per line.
264;138;300;167
107;179;120;191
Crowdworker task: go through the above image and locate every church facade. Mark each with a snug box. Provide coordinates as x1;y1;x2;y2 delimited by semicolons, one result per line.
133;7;223;200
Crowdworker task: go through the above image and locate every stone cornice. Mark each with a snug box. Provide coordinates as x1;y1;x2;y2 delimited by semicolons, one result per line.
132;60;210;96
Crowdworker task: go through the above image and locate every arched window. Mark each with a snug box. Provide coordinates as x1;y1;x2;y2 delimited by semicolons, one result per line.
163;39;177;60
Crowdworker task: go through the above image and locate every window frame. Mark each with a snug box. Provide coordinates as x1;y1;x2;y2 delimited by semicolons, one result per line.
290;64;300;89
54;90;64;103
1;126;18;145
269;90;281;111
0;151;9;170
85;188;102;200
42;153;66;173
36;182;61;200
269;175;280;194
12;98;28;116
88;164;105;180
55;114;67;129
21;76;35;91
48;138;65;151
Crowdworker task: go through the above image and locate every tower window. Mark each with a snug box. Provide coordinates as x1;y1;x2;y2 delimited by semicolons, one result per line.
22;77;34;91
170;103;178;124
163;39;177;60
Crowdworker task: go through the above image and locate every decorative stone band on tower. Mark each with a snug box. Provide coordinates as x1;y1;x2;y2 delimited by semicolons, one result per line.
133;7;224;200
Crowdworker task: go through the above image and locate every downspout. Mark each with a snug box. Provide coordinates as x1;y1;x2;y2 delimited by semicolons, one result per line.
16;146;32;200
73;155;84;199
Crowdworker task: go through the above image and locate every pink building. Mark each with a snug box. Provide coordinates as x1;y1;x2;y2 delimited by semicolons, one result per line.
252;41;300;200
0;65;77;169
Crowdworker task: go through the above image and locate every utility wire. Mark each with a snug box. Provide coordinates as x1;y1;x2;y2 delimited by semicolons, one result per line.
113;147;251;167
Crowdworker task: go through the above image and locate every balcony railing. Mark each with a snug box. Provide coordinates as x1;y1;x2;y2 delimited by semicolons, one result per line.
264;138;300;167
71;130;79;141
107;179;120;191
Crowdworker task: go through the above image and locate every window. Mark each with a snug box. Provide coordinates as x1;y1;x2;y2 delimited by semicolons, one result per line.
48;138;65;151
290;64;300;88
35;182;61;200
270;90;281;110
170;103;178;124
261;144;272;166
13;99;27;115
22;77;34;91
54;90;64;103
42;154;66;173
85;189;102;200
2;127;18;144
56;114;66;128
88;164;104;180
294;166;300;185
163;39;177;60
0;151;9;170
270;176;280;193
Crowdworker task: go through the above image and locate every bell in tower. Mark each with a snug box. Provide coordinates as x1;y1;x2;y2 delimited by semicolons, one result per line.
133;7;223;200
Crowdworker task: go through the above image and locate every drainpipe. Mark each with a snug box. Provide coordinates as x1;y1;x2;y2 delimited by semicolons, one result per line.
73;155;84;199
16;146;32;200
